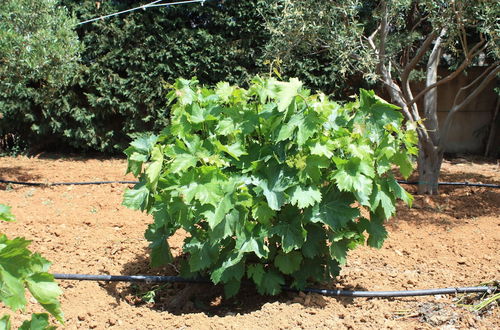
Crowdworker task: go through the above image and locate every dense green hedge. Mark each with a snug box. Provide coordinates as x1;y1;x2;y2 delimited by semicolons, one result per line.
0;0;366;154
1;1;271;153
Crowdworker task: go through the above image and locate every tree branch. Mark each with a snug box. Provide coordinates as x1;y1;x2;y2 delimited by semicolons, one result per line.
400;31;438;97
406;38;488;108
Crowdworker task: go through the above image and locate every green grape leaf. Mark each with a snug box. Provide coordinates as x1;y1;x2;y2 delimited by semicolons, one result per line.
26;273;62;305
307;192;359;230
256;269;284;295
122;183;149;210
270;219;306;253
0;315;11;330
309;141;333;158
130;134;158;155
186;239;217;272
144;225;174;267
332;158;373;204
206;194;232;229
247;263;265;285
145;146;163;187
236;233;269;259
276;78;302;112
369;183;396;219
0;204;15;222
170;153;198;173
210;209;240;241
301;225;326;259
290;186;322;209
391;151;413;179
386;178;413;206
274;251;303;275
210;252;245;284
0;267;27;311
329;239;348;265
19;313;55;330
358;212;388;249
251;202;276;225
223;279;241;298
276;113;302;142
297;113;321;146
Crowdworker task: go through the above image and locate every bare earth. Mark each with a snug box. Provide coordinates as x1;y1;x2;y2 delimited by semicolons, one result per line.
0;155;499;329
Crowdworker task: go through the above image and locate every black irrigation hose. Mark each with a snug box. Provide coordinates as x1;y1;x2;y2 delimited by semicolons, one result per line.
397;180;500;188
1;179;499;189
0;179;138;186
52;273;495;298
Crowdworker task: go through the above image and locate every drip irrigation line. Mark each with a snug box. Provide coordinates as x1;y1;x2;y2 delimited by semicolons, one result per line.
1;179;499;189
397;180;500;188
52;273;495;298
53;273;208;284
0;179;138;187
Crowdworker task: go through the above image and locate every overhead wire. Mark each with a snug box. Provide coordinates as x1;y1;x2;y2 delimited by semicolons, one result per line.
77;0;207;26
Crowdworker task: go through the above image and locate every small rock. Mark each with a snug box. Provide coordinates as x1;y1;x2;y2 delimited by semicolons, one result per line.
303;294;311;306
407;279;416;286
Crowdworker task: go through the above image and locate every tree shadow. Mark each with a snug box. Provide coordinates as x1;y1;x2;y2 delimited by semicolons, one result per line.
34;152;126;162
100;247;361;317
393;167;500;228
0;165;43;189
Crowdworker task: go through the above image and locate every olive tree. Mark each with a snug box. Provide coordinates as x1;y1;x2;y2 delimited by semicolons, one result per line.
0;0;80;151
265;0;500;194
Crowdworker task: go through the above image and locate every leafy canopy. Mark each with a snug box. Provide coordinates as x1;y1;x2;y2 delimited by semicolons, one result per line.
123;77;416;296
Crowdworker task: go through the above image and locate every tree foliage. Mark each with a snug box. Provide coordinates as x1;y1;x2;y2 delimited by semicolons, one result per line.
265;0;500;193
123;77;416;296
0;0;80;153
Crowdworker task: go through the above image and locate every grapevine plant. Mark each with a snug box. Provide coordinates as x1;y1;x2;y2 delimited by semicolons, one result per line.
123;77;417;297
0;204;63;329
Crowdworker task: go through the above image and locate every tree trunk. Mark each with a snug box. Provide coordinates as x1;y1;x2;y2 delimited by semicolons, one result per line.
417;143;443;195
417;28;445;194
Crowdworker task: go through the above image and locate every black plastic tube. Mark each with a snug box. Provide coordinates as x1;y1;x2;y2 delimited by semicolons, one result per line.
52;273;494;298
52;273;209;284
282;286;493;297
0;179;138;186
2;179;499;188
397;180;500;188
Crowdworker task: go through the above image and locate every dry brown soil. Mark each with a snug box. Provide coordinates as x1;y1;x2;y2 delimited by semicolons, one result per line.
0;155;499;329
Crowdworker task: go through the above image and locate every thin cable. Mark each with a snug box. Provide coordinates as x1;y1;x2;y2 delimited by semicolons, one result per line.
77;0;206;26
78;0;163;25
146;0;206;8
52;273;495;298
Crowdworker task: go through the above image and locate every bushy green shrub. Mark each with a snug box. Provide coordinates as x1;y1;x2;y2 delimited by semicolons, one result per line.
123;77;417;296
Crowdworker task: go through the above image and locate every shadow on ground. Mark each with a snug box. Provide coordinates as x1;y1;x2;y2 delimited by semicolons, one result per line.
393;168;499;228
0;165;43;187
101;247;361;317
